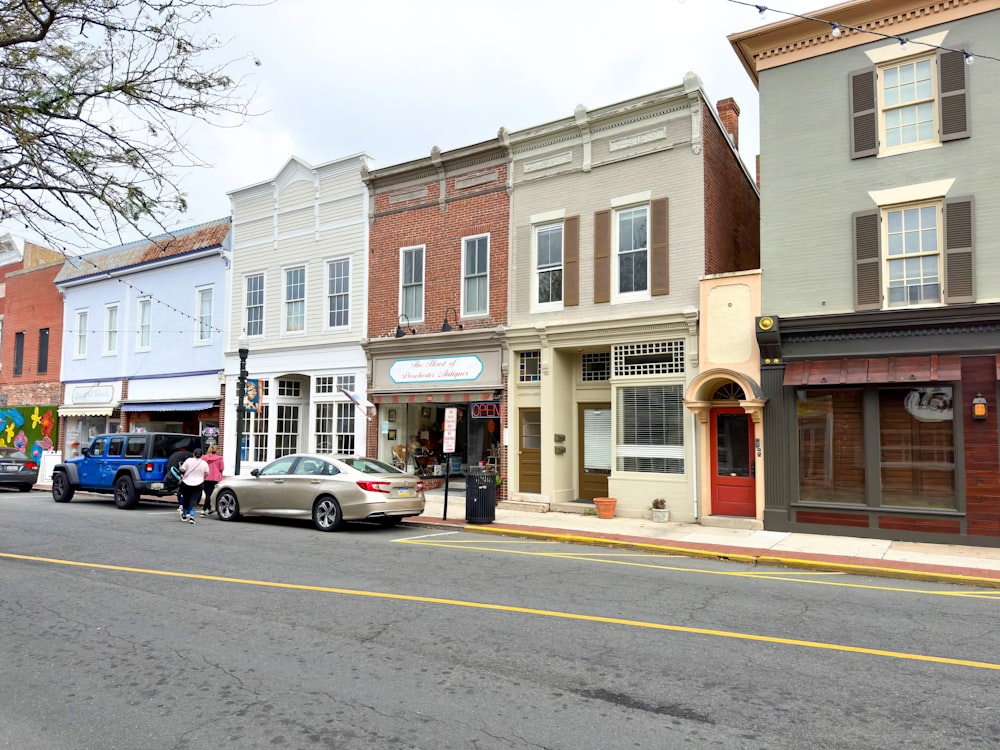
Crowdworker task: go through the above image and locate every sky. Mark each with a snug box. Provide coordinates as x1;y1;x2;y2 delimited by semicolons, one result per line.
35;0;830;244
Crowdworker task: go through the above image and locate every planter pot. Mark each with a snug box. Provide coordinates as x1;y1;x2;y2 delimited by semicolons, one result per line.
593;497;617;519
651;508;670;523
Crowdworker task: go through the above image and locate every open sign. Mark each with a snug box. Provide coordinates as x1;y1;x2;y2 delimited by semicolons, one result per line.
471;402;501;419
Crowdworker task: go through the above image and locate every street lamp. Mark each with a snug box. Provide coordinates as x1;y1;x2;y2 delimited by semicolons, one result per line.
234;340;250;476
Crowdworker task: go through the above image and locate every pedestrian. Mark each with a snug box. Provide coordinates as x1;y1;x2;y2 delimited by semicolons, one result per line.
179;448;210;524
167;446;192;518
200;444;224;517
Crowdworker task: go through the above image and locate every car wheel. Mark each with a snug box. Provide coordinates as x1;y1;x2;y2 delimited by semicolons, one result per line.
52;472;75;503
378;516;402;527
216;489;241;521
312;496;343;532
114;475;139;509
18;483;33;493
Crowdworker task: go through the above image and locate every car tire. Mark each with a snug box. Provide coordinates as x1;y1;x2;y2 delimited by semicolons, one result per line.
216;489;241;521
312;496;343;532
52;472;75;503
378;516;402;527
18;483;33;493
114;475;139;509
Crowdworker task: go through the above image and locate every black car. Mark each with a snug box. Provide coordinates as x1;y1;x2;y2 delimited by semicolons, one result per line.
0;446;38;492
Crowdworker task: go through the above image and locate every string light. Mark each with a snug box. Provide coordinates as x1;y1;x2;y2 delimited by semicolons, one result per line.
728;0;1000;64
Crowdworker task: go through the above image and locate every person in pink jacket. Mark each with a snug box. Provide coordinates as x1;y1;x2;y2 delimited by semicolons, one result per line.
200;444;225;517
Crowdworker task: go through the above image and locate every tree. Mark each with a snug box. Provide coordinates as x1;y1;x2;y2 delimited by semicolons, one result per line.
0;0;259;246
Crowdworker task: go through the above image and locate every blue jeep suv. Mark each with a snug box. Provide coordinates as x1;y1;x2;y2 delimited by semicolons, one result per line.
51;432;202;509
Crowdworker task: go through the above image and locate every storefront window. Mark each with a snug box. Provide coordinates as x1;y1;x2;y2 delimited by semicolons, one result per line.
797;389;865;504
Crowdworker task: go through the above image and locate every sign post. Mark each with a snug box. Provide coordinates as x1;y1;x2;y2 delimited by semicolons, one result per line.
442;407;458;520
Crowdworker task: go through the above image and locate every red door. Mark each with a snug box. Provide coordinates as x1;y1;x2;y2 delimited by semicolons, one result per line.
710;408;756;517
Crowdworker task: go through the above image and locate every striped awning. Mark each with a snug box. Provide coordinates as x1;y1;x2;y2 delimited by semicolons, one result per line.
58;405;115;417
120;400;216;413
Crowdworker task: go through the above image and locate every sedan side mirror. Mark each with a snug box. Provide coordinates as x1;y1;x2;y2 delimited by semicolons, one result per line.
250;468;261;477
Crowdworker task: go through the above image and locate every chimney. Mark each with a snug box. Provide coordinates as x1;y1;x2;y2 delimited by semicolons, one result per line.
716;97;740;150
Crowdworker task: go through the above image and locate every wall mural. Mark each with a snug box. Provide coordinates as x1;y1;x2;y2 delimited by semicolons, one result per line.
0;405;58;460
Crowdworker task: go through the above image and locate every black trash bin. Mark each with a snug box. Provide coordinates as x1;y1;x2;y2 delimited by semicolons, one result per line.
465;465;497;523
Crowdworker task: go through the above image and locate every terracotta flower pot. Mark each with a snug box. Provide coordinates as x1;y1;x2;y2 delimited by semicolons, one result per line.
593;497;617;519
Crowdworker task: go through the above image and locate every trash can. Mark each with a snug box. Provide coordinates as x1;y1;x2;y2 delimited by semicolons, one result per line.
465;465;497;524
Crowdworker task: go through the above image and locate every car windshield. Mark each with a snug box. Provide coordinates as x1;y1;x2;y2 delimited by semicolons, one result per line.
0;447;26;459
342;457;401;474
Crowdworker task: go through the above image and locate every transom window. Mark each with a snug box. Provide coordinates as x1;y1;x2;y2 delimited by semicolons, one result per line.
581;352;610;382
519;351;540;383
400;246;424;321
284;267;305;333
462;234;488;316
880;57;935;151
536;224;563;306
612;341;684;377
884;202;941;307
616;206;649;296
245;273;264;337
327;258;350;328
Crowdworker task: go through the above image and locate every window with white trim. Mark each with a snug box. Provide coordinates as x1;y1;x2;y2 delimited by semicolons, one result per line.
315;402;355;454
462;234;488;316
284;266;305;333
400;246;424;321
275;404;300;457
885;202;942;307
75;310;88;357
245;273;264;337
137;297;151;350
103;304;118;355
535;223;563;306
326;258;350;329
241;404;269;463
617;384;685;474
196;286;213;344
615;205;649;298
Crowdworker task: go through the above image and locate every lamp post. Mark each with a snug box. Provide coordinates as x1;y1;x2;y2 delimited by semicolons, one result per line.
234;343;250;475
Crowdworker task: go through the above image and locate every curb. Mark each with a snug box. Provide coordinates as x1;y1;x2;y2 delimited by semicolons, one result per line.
402;519;1000;590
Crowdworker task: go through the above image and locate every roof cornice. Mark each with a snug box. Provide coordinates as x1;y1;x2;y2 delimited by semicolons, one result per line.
728;0;1000;86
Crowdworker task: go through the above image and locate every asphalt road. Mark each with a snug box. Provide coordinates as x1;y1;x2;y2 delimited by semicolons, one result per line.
1;490;998;749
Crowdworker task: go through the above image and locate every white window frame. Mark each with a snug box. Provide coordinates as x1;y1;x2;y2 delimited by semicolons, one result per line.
612;204;651;303
75;309;88;358
615;382;686;475
136;297;151;351
244;272;266;338
325;257;351;330
103;304;118;356
877;53;939;157
195;285;213;345
399;245;425;323
882;200;943;309
533;222;564;312
282;265;306;335
461;233;489;318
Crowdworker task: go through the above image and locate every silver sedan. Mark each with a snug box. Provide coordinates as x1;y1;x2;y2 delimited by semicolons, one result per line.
212;454;426;531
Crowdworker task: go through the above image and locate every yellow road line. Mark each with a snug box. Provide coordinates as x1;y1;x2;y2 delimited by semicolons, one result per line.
4;551;999;671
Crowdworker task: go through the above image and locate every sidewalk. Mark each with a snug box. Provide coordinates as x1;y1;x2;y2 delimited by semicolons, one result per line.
409;487;1000;589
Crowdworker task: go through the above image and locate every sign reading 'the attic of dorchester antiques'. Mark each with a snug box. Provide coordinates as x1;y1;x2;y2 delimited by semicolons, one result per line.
389;356;484;384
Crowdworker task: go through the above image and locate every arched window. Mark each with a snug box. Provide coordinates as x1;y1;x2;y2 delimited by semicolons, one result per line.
712;382;746;401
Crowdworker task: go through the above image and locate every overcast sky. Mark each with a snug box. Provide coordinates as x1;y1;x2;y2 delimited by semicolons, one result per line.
69;0;832;243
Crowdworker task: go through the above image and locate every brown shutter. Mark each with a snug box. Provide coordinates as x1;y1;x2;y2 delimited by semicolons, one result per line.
944;196;974;303
853;210;881;310
849;69;878;159
939;50;969;141
650;198;669;296
594;209;610;303
563;216;579;307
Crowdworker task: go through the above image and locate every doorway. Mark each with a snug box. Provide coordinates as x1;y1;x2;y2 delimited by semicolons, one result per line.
578;403;611;499
710;407;756;517
519;408;541;493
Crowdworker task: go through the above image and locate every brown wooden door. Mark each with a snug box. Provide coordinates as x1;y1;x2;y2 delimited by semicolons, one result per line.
710;408;756;517
578;403;611;499
518;408;541;493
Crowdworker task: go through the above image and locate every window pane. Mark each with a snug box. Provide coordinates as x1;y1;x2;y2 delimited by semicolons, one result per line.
797;390;865;504
327;259;350;328
616;385;684;474
880;388;955;509
246;274;264;336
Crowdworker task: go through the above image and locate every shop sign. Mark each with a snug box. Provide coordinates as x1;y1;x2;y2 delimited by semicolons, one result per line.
471;402;501;419
389;356;484;384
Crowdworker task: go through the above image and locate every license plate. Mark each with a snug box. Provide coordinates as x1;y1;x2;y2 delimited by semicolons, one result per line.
396;489;412;498
3;466;19;472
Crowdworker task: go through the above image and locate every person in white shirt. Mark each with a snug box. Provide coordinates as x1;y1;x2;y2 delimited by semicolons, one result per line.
179;448;210;524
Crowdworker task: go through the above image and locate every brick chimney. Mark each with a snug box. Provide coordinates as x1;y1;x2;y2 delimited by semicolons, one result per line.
716;97;740;150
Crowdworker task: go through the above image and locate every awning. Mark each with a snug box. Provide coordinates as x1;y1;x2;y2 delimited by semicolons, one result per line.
58;405;115;417
783;355;962;386
120;400;216;413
